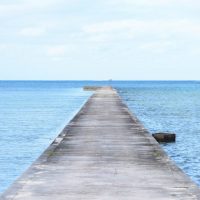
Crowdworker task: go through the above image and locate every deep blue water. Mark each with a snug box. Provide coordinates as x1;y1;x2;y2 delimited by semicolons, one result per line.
0;81;200;193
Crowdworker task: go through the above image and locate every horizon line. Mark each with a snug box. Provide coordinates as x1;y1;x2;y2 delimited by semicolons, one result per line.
0;80;199;82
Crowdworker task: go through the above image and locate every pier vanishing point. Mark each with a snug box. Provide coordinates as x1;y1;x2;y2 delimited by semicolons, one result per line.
1;87;200;200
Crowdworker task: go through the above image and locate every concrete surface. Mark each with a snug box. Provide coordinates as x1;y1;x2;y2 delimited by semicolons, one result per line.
1;87;200;200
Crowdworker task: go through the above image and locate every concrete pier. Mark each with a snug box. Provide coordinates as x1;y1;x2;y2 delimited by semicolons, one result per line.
1;87;200;199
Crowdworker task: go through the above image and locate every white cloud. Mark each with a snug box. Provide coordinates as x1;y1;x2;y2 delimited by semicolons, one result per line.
140;41;176;53
83;19;200;42
47;45;66;57
0;0;76;17
45;44;78;62
0;44;8;50
19;27;46;37
0;4;24;16
108;0;200;7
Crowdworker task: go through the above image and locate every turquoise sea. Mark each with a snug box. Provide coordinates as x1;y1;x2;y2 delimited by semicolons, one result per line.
0;81;200;193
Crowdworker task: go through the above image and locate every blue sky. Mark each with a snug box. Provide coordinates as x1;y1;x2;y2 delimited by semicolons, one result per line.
0;0;200;80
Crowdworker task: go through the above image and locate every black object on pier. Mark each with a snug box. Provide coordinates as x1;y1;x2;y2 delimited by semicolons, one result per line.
152;133;176;143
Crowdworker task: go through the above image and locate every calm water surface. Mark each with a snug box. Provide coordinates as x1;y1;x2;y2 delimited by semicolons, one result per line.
118;81;200;186
0;81;93;193
0;81;200;193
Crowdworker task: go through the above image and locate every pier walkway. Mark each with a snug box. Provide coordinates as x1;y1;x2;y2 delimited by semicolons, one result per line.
1;87;200;199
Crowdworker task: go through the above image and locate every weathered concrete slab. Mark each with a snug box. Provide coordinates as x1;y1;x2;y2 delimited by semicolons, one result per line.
1;87;200;199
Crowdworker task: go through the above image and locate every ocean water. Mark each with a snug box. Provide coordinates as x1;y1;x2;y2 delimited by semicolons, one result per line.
0;81;200;193
0;81;93;193
117;81;200;186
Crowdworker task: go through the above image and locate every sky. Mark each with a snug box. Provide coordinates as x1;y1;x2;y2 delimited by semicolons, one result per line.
0;0;200;80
